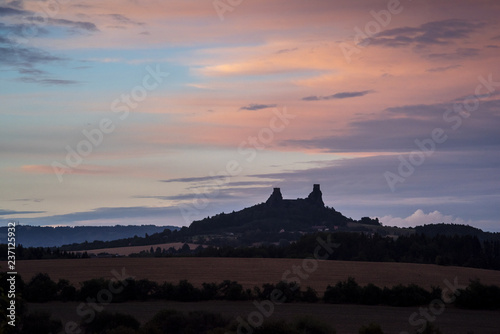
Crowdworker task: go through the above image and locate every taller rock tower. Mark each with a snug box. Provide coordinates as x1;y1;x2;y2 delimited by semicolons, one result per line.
307;184;324;207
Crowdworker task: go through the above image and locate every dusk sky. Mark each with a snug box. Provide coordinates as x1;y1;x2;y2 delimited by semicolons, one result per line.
1;0;500;231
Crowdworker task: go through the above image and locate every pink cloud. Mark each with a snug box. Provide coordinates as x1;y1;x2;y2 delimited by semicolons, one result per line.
21;164;119;176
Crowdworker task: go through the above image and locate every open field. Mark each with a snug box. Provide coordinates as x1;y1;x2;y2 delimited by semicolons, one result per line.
7;257;500;292
28;300;500;334
81;242;205;256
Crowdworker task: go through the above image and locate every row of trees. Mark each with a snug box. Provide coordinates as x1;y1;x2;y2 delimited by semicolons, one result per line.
4;272;500;309
195;232;500;270
15;309;421;334
0;244;90;260
126;232;500;270
324;277;442;306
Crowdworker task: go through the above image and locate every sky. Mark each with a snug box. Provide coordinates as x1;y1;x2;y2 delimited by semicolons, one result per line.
1;0;500;231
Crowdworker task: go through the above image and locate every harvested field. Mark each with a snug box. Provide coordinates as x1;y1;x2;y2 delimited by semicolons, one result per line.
82;242;205;256
9;257;500;292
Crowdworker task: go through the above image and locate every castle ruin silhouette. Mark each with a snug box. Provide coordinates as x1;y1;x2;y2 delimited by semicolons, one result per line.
266;184;325;207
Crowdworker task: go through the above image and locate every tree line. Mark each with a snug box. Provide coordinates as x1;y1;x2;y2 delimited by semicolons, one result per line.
0;244;90;260
1;272;499;310
134;232;500;270
6;307;412;334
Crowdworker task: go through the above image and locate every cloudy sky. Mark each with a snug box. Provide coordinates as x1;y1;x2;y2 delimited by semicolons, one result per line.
1;0;499;231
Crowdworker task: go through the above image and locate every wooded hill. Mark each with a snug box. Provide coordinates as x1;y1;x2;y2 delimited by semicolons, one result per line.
0;224;178;247
189;184;379;234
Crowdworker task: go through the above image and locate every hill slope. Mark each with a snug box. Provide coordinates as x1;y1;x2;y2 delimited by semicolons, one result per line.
416;223;500;241
0;225;178;247
189;184;378;234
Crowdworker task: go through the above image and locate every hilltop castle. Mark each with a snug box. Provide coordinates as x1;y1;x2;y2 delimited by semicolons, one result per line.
189;183;380;235
266;184;325;207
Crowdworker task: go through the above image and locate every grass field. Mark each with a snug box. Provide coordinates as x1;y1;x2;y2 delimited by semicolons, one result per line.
8;257;500;293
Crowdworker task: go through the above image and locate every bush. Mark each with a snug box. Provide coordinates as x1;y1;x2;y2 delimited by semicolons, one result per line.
219;280;247;301
454;280;500;309
24;273;58;302
382;284;431;306
135;279;159;300
57;279;76;301
115;278;139;302
257;281;301;302
430;286;443;301
323;279;437;307
360;284;382;305
258;283;277;300
175;279;201;301
324;277;361;304
59;285;77;302
157;282;175;299
302;286;319;303
78;278;110;301
201;282;219;300
275;281;302;302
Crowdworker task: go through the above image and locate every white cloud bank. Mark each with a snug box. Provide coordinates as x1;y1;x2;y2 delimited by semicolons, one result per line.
380;209;468;228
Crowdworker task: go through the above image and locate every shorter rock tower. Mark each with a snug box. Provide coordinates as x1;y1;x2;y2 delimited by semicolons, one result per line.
266;187;283;206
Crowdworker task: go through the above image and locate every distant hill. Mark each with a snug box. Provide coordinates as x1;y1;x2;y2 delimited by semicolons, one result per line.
189;184;379;234
0;225;179;247
416;223;500;242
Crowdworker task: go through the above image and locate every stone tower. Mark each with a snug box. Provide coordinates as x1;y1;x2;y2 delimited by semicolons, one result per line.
307;184;324;207
266;187;283;206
